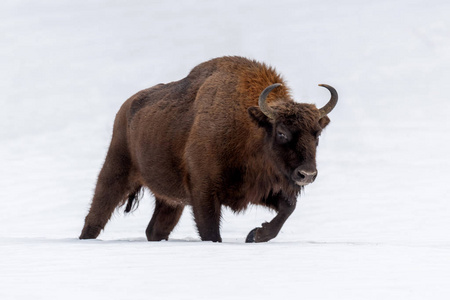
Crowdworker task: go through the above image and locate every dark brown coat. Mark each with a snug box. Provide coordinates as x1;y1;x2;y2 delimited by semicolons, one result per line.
80;56;337;242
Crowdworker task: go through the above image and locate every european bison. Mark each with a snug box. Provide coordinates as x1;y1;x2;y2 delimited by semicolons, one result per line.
80;56;337;243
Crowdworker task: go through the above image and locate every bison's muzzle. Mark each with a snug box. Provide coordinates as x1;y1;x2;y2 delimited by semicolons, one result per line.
292;166;318;186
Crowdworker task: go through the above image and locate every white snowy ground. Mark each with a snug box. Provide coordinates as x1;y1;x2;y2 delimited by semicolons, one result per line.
1;0;450;299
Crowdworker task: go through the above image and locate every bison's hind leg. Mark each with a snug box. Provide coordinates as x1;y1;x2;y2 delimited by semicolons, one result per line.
146;197;184;241
80;140;138;239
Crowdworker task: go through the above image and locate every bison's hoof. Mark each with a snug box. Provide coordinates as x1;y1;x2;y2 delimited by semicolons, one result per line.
245;228;258;243
79;225;101;239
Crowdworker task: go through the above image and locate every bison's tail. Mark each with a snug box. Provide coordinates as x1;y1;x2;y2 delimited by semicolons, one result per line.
124;187;143;213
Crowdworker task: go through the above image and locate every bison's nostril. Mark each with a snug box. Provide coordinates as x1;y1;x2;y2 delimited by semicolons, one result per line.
298;171;306;180
294;168;317;183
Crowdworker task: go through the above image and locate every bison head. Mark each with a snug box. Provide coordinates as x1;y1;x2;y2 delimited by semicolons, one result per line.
248;83;338;186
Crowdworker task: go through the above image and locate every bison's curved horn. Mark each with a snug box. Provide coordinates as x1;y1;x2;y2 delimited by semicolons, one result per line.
259;83;282;120
318;84;338;118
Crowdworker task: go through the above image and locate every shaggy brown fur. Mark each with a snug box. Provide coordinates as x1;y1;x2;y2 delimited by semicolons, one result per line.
79;56;336;242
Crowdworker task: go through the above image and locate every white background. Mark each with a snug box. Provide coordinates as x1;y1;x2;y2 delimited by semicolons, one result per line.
1;0;450;299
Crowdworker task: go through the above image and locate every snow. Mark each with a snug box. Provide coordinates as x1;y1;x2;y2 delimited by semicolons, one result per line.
1;0;450;299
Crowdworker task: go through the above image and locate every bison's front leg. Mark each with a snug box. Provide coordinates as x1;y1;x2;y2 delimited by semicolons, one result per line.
192;200;222;242
246;196;297;243
190;190;222;242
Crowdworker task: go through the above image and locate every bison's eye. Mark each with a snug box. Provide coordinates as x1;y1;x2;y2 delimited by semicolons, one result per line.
278;131;287;139
276;129;290;144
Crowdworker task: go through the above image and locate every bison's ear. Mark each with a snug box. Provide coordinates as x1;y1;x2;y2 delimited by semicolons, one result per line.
319;115;330;129
248;107;272;128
